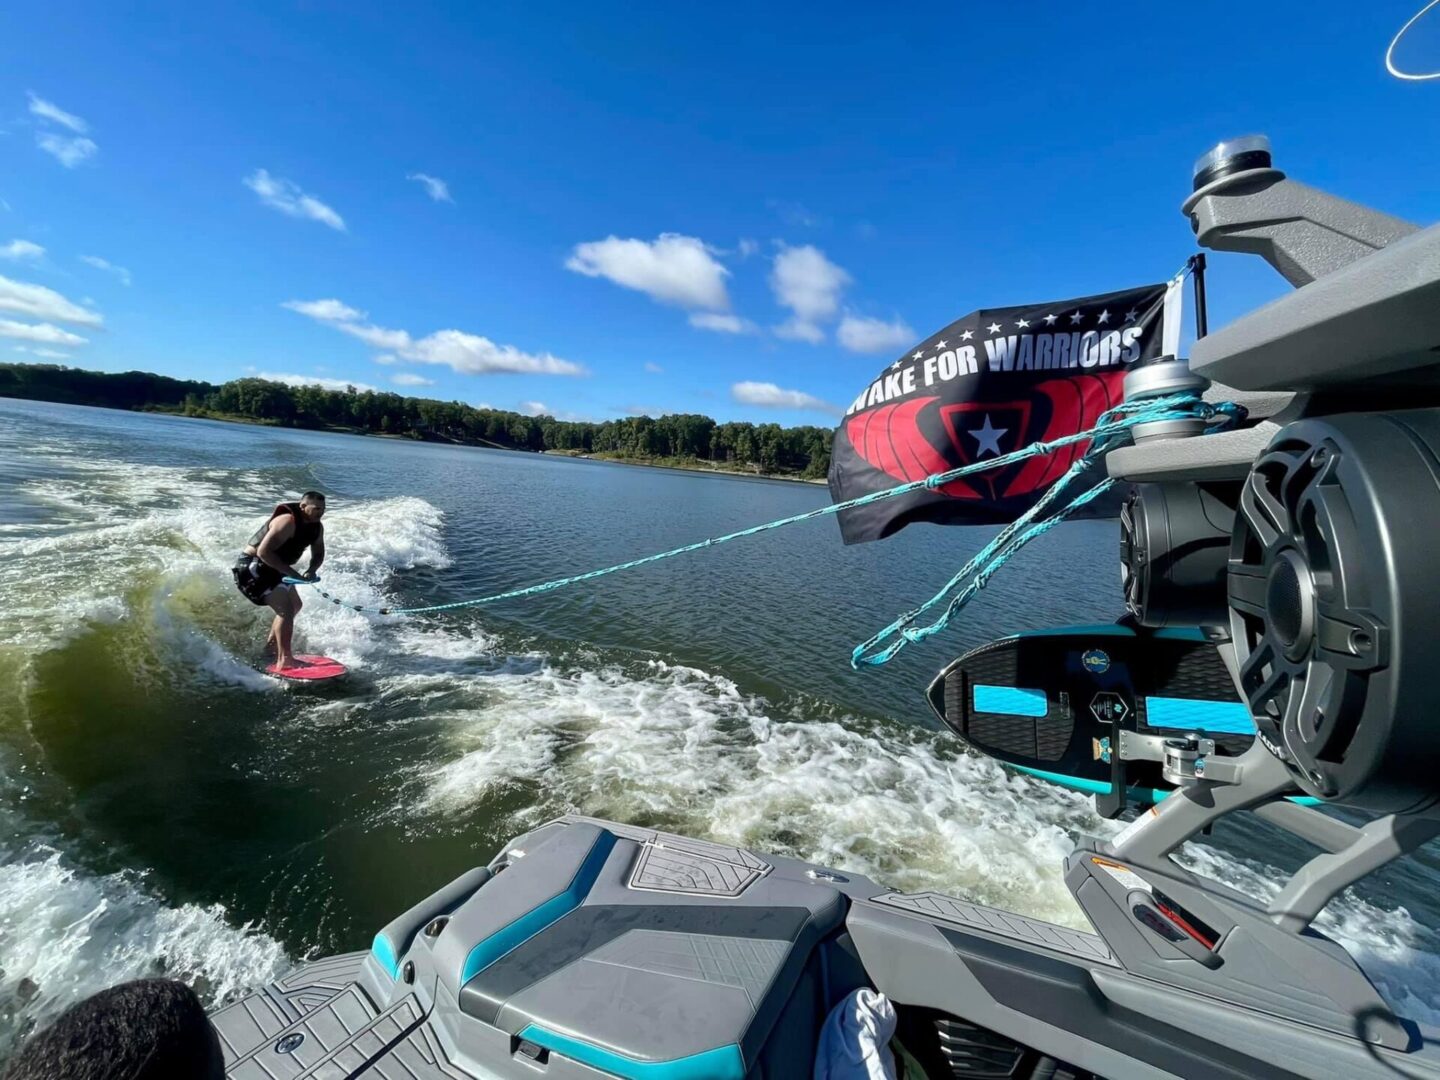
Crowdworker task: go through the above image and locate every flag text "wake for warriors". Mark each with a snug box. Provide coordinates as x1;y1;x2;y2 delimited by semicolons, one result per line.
845;326;1145;417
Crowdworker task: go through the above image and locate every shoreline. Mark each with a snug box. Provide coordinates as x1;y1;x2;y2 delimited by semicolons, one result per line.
0;396;830;487
172;407;829;485
541;449;828;486
155;405;831;485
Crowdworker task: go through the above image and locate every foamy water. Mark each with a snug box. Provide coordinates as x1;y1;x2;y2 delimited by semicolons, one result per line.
402;648;1105;922
0;433;458;1047
0;848;290;1044
3;397;1440;1059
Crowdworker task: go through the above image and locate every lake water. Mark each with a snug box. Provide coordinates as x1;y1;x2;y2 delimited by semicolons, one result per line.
3;396;1440;1054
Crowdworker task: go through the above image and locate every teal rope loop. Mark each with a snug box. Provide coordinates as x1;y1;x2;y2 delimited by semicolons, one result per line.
851;395;1244;667
284;392;1242;662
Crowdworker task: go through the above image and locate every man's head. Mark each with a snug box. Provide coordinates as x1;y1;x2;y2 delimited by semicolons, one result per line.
2;979;224;1080
299;491;326;522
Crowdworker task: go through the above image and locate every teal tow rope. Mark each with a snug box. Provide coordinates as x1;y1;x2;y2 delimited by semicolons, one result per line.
282;392;1241;665
851;397;1243;667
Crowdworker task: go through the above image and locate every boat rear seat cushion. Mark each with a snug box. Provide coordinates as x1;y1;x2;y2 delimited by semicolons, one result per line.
433;822;846;1078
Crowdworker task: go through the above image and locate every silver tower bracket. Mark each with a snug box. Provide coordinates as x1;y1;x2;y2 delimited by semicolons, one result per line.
1182;137;1439;394
1063;741;1440;1052
1182;156;1417;289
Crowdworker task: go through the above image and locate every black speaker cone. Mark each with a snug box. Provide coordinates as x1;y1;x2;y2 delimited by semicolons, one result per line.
1120;483;1236;629
1228;410;1440;812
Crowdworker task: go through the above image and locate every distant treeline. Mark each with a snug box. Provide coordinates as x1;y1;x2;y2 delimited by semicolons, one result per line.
0;362;834;478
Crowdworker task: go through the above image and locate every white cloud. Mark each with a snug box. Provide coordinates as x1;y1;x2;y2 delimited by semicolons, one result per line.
6;343;69;357
643;362;664;374
5;344;70;357
737;238;760;258
283;297;586;377
769;244;850;344
731;380;840;416
688;312;758;334
1;240;44;261
407;173;453;203
0;275;102;326
520;400;549;416
79;254;131;286
624;404;665;416
391;372;435;387
773;317;826;344
27;93;88;134
281;298;364;322
283;298;412;350
243;169;346;231
409;330;584;376
37;133;98;168
837;313;915;354
566;233;731;311
335;321;412;351
373;353;398;365
253;371;379;393
0;320;89;346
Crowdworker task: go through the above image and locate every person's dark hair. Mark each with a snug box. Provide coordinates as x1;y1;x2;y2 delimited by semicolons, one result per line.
300;490;326;504
3;979;224;1080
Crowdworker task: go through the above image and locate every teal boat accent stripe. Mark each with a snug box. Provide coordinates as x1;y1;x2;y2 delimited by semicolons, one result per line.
370;932;400;980
1008;764;1165;804
518;1024;745;1080
1017;624;1135;638
1015;625;1209;642
1011;764;1113;795
973;684;1048;717
1008;763;1321;807
1144;697;1256;735
1151;627;1210;642
461;831;616;985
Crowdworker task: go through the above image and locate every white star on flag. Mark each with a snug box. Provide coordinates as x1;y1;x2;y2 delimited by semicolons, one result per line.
1124;308;1139;322
1016;318;1030;329
933;340;948;351
986;322;1002;334
912;351;923;361
960;329;974;341
1043;313;1058;326
1097;309;1111;325
891;360;902;369
968;414;1007;458
1069;311;1084;325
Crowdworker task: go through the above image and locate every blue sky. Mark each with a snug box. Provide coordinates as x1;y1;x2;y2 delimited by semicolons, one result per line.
2;2;1437;426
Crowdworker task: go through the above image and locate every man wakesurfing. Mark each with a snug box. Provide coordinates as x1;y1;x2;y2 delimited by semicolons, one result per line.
232;491;326;672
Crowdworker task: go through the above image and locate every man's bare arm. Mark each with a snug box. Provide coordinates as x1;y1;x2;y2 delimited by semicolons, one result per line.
307;533;324;577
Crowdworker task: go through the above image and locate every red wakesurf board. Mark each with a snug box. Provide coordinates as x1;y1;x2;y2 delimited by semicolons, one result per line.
262;654;348;681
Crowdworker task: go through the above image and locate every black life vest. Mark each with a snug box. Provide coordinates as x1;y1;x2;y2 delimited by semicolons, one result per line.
247;502;323;563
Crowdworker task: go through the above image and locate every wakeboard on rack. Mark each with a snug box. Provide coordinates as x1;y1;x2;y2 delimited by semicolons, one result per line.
926;621;1259;815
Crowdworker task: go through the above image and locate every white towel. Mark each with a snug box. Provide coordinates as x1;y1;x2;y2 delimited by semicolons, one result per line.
813;987;898;1080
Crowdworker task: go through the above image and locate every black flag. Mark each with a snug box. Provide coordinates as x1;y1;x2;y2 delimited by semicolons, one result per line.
828;279;1180;544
